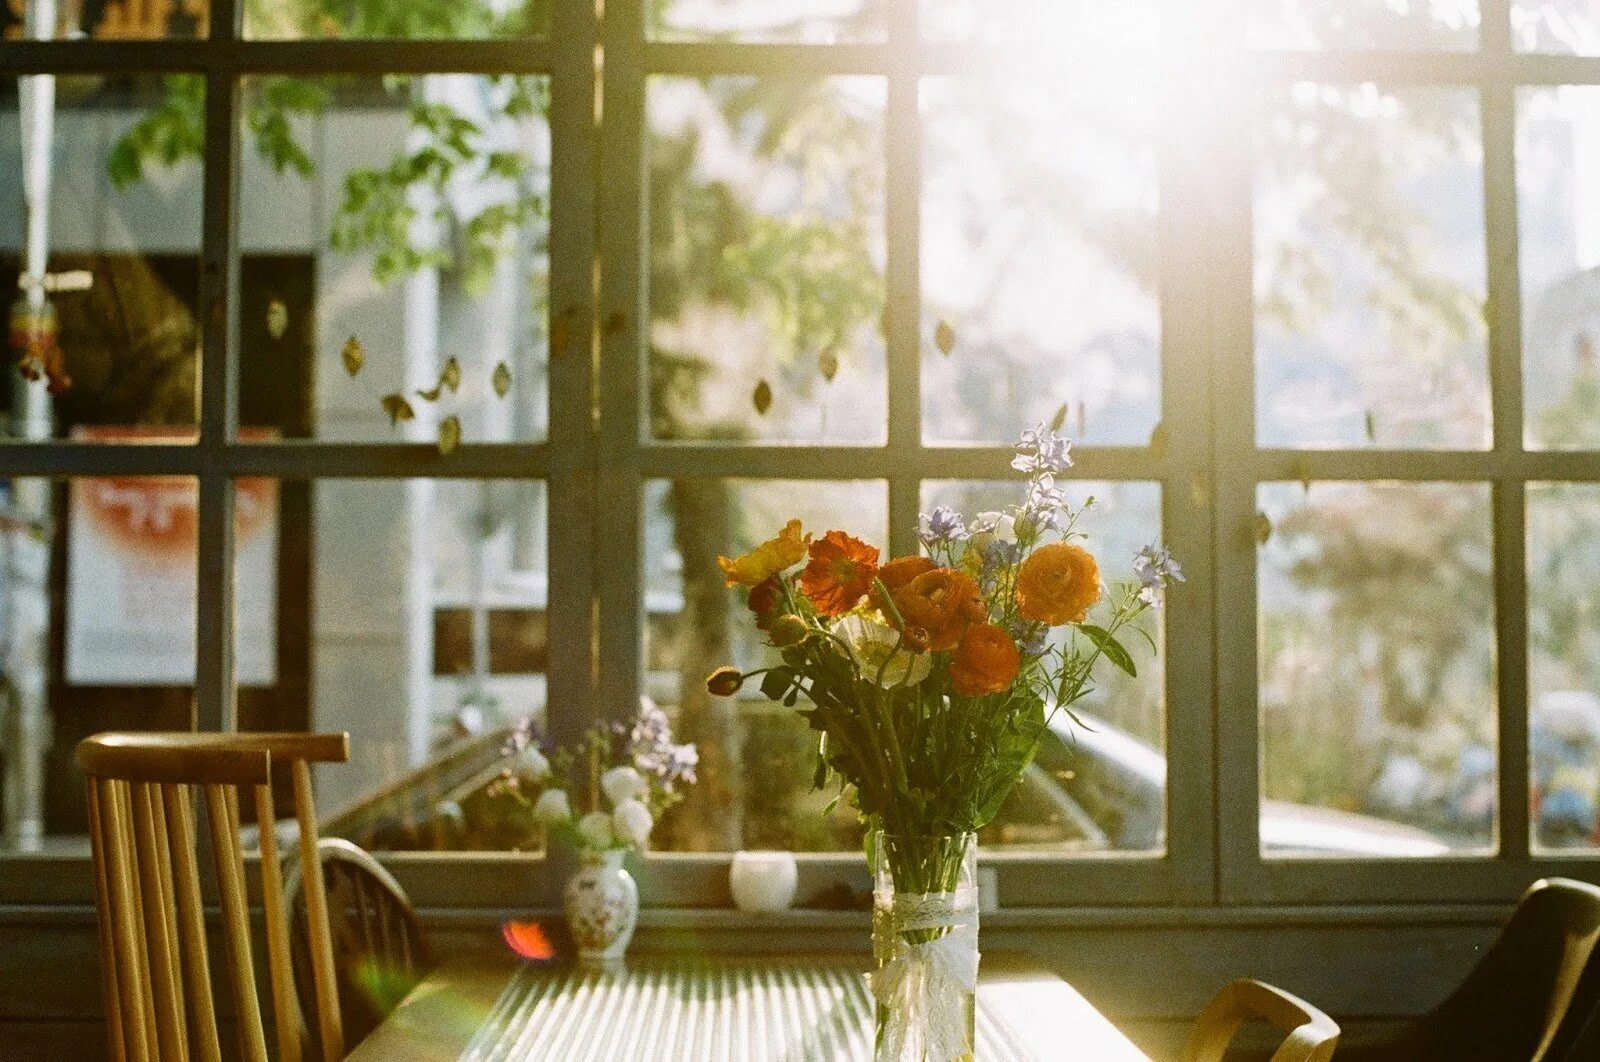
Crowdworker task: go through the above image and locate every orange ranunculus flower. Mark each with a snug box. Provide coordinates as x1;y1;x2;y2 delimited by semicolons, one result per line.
891;567;987;651
869;555;937;614
1015;542;1101;626
799;530;880;617
718;519;810;588
950;624;1021;697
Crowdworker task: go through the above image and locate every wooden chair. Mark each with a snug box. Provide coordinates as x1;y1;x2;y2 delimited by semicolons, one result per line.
1184;979;1340;1062
1333;877;1600;1062
79;731;350;1062
284;838;433;1050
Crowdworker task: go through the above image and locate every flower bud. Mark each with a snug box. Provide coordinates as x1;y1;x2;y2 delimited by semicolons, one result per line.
900;624;931;654
706;666;744;697
768;614;810;648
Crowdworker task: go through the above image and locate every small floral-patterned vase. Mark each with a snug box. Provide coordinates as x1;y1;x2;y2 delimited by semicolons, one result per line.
563;848;638;971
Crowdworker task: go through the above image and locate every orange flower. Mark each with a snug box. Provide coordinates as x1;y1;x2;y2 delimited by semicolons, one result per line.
869;555;937;614
718;519;810;587
1015;542;1101;626
891;567;987;651
950;624;1021;697
799;530;880;617
747;577;782;631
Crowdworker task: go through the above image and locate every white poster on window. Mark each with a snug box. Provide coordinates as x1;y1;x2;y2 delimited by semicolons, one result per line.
66;427;278;687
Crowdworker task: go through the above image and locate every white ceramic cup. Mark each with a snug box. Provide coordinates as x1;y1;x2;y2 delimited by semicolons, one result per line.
729;850;799;913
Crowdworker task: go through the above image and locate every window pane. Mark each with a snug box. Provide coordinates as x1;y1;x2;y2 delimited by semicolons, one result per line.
1255;84;1489;450
1514;0;1600;53
648;77;887;444
1249;0;1479;50
1258;482;1494;857
0;3;208;38
650;0;884;42
239;479;548;853
1516;87;1600;450
643;479;887;852
237;76;551;444
245;0;548;39
920;76;1160;447
1528;483;1600;851
921;481;1166;854
0;475;197;854
1;77;203;442
921;0;1171;54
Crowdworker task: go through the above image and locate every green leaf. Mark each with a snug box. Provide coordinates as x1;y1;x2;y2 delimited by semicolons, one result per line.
1078;624;1137;678
759;667;795;702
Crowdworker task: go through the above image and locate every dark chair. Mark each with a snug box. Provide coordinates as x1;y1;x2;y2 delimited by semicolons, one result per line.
285;838;433;1052
1336;877;1600;1062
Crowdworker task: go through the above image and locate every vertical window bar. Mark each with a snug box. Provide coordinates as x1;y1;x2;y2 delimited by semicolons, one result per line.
195;0;242;732
545;0;603;744
595;0;647;725
885;0;922;559
1481;0;1532;861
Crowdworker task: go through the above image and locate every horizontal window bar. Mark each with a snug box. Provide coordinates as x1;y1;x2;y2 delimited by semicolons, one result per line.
1252;449;1600;481
0;441;550;478
0;38;554;75
634;445;1163;479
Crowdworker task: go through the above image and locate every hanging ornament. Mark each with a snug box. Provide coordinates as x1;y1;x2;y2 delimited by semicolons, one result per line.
818;347;840;383
438;415;462;455
381;392;416;426
9;296;70;395
752;379;773;415
492;361;513;398
342;335;365;377
934;319;956;356
266;297;289;340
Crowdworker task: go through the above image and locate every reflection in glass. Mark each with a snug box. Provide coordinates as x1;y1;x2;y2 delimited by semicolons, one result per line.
239;479;549;853
922;481;1166;854
643;479;887;851
1258;482;1495;856
1;77;204;441
1255;84;1489;450
1250;0;1478;50
0;1;208;38
244;0;549;40
1514;0;1600;53
648;77;887;444
1516;87;1600;449
650;0;883;42
0;477;198;854
920;76;1160;446
236;76;551;444
1528;484;1600;850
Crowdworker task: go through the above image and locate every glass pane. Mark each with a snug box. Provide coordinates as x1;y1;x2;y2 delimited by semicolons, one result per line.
237;76;551;444
239;479;549;853
245;0;548;39
1516;87;1600;449
1249;0;1479;50
1514;0;1600;53
643;479;887;852
650;0;884;42
0;2;207;38
920;75;1160;446
0;76;203;442
921;0;1174;54
647;77;887;444
0;475;197;854
1257;482;1494;857
921;481;1166;854
1528;483;1600;851
1255;84;1489;450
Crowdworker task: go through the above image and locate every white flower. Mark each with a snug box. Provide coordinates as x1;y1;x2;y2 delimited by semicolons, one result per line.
518;745;552;781
532;788;572;825
612;798;654;848
974;511;1017;543
601;765;647;807
834;614;932;688
577;811;615;850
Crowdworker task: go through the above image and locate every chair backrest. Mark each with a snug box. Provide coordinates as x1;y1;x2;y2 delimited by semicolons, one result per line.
78;731;350;1062
1183;979;1340;1062
1417;877;1600;1062
284;838;432;1050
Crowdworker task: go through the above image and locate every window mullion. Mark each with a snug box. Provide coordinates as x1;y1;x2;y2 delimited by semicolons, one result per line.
884;0;921;559
194;0;242;733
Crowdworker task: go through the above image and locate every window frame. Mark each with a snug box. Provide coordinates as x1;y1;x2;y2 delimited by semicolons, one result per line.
4;0;1600;913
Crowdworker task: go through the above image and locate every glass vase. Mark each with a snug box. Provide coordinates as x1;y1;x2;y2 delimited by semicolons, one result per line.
870;830;979;1062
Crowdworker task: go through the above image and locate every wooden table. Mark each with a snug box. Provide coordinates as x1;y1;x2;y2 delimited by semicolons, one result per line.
349;953;1151;1061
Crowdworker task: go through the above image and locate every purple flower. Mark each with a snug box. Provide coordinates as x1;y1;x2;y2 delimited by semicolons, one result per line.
1133;545;1185;606
1009;620;1049;657
1011;423;1074;476
919;506;968;547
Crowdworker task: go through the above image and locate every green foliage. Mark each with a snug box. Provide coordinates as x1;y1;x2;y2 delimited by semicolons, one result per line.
107;75;205;189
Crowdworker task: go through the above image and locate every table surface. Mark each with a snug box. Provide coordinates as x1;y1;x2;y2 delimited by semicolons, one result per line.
348;952;1151;1061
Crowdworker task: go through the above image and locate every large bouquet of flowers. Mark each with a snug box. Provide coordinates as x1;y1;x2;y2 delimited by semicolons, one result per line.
706;424;1180;1061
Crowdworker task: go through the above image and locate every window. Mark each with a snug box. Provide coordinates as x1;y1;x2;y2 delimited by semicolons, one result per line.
4;0;1600;911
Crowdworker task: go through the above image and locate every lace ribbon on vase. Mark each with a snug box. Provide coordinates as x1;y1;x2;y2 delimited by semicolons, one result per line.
871;886;980;1062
